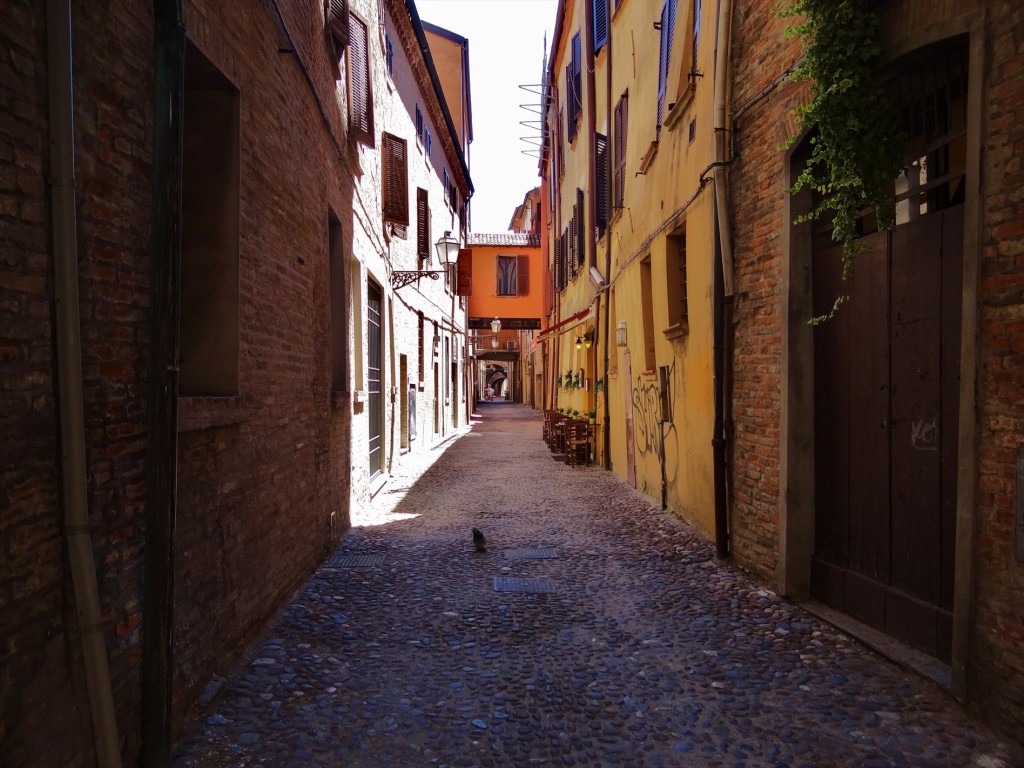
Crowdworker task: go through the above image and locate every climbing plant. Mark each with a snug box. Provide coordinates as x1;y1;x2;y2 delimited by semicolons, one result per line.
777;0;906;321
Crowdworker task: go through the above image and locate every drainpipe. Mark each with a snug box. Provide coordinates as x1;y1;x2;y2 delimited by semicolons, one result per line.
601;2;613;470
711;0;735;559
46;1;124;765
141;0;185;765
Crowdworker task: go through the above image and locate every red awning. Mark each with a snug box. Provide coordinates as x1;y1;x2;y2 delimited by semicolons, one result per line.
531;307;592;351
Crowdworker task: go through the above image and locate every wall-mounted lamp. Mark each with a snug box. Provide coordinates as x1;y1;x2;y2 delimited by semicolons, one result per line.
490;317;502;334
575;332;593;350
616;320;627;347
391;231;460;289
575;335;583;351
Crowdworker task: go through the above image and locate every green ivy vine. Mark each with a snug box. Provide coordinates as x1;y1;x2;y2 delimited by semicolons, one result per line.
777;0;906;321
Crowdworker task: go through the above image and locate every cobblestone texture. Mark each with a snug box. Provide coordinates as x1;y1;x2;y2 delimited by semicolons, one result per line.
173;404;1023;768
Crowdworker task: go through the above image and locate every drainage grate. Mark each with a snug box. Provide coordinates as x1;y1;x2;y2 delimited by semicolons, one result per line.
504;548;558;561
493;576;556;594
322;554;387;568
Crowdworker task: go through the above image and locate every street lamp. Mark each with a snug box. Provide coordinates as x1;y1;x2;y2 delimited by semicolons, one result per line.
390;231;461;289
616;320;627;347
490;317;501;334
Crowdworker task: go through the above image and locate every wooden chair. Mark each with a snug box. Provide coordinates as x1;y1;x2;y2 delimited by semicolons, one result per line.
564;420;591;466
550;417;569;454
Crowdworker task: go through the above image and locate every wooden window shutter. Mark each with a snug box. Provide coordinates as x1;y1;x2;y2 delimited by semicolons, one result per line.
576;188;586;267
593;0;608;53
614;94;627;209
456;248;472;296
555;233;563;291
325;0;350;48
657;0;676;134
571;33;582;123
347;14;374;145
566;64;578;144
595;133;608;234
382;133;408;225
516;255;529;296
416;188;429;260
569;205;578;277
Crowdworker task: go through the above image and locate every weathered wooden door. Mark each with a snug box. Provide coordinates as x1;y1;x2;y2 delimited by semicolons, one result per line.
811;206;963;660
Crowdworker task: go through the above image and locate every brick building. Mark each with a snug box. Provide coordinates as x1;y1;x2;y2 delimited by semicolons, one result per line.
726;0;1024;741
0;0;471;764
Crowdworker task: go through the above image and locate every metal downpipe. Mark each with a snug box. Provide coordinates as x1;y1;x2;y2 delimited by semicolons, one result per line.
711;0;735;559
46;0;124;764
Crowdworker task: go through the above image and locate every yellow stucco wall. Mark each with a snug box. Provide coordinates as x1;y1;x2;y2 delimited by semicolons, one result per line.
545;0;719;537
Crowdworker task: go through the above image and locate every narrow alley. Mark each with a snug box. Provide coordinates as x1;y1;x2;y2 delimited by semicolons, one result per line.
172;405;1020;768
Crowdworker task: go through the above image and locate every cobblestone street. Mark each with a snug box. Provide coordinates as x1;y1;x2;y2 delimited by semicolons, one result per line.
173;404;1022;768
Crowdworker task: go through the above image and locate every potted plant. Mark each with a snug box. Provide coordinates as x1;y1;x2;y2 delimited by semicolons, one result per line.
586;409;597;424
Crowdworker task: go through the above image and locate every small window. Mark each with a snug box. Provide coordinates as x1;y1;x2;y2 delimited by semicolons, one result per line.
423;127;431;158
384;32;394;77
666;228;688;331
382;132;408;225
640;257;656;372
415;105;423;139
496;254;530;297
566;32;582;143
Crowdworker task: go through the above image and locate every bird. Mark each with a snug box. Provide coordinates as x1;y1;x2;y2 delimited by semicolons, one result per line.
472;528;487;553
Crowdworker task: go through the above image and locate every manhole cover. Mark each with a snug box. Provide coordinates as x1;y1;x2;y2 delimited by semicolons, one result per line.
322;554;386;568
493;577;556;594
504;548;558;561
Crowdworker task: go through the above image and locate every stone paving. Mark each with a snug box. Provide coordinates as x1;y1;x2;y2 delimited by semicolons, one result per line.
173;403;1023;768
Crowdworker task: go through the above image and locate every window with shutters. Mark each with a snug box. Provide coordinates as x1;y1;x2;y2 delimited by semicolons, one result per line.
569;206;578;279
656;0;677;138
595;133;608;236
416;188;430;261
613;92;628;209
415;106;423;140
593;0;608;53
423;127;431;159
576;188;586;268
554;235;564;293
494;255;529;296
382;132;408;225
418;312;425;381
347;13;374;146
566;32;582;144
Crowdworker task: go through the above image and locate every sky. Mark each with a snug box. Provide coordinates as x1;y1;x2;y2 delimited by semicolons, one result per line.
416;0;559;234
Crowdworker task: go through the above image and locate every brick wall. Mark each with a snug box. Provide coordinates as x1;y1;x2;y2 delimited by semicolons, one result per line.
970;0;1024;739
1;0;354;762
2;0;154;763
725;0;803;584
171;0;353;733
727;0;1024;742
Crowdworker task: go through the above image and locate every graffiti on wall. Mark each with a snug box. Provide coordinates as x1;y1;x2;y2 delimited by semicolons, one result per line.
631;362;679;485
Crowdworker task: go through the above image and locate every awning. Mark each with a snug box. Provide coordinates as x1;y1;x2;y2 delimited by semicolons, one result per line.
531;307;592;351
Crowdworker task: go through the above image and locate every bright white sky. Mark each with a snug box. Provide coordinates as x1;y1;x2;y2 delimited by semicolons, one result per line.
417;0;559;233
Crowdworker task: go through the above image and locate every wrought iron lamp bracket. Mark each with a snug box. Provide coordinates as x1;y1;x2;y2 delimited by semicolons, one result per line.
390;270;446;289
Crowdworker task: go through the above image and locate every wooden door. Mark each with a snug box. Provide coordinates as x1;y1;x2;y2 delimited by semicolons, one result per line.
811;207;962;660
